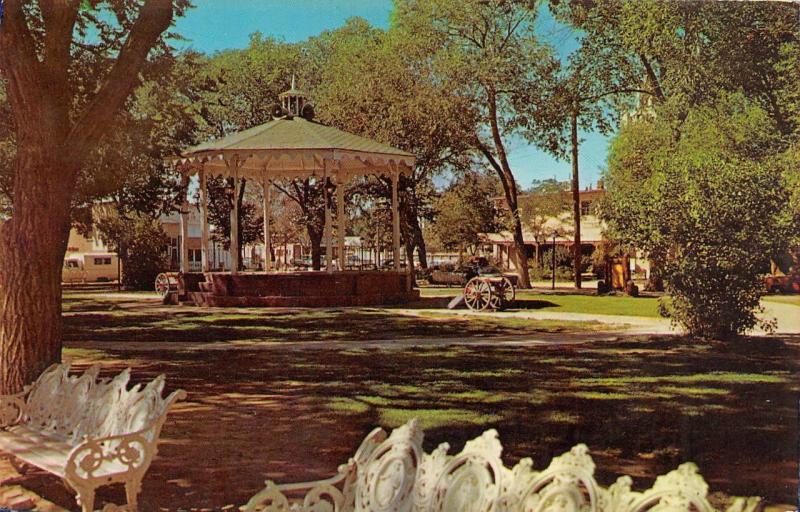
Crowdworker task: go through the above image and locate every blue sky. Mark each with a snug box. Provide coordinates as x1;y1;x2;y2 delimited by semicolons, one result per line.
174;0;612;190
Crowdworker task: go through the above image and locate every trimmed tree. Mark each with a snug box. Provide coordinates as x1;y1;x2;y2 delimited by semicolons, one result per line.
603;93;798;338
0;0;188;393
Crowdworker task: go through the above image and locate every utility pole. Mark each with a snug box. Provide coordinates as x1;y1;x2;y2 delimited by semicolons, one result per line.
570;105;582;289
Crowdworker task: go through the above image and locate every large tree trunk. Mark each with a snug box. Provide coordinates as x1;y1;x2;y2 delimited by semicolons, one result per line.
405;243;417;287
483;88;531;288
0;148;75;393
404;179;428;269
0;0;175;394
570;108;582;289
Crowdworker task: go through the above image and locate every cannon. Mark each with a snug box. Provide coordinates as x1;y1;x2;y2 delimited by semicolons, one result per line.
154;272;179;297
463;275;516;311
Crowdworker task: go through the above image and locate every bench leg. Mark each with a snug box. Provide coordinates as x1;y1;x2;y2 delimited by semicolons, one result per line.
75;486;95;512
125;477;142;511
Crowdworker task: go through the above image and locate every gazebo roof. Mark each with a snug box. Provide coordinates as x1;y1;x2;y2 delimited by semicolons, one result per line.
176;116;415;179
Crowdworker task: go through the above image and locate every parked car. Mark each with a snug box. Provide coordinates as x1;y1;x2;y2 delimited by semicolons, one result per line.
291;256;313;270
764;273;800;294
379;259;407;270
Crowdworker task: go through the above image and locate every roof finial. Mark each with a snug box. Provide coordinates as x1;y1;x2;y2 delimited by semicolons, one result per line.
278;75;312;119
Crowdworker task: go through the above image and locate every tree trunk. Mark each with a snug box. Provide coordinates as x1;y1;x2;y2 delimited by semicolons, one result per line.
0;149;75;394
405;243;416;287
570;108;582;289
308;226;323;271
484;88;531;288
408;203;428;269
510;218;530;287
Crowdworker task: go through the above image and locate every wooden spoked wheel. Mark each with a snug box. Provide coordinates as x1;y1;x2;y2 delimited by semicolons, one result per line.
154;273;173;297
493;276;515;309
464;277;493;311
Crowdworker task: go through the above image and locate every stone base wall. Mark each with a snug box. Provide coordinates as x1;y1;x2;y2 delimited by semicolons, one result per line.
170;271;419;307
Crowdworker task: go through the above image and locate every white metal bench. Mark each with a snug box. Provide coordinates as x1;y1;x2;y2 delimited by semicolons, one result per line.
0;363;186;512
242;419;762;512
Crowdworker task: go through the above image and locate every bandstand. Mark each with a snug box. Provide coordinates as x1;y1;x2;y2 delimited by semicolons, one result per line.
168;81;419;307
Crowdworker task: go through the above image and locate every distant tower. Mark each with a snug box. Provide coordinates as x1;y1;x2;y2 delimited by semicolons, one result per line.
279;75;307;116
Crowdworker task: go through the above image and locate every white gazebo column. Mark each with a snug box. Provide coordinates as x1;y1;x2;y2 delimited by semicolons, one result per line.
199;166;210;272
337;171;346;271
391;170;401;271
324;160;333;272
262;173;272;272
179;172;190;273
230;165;240;274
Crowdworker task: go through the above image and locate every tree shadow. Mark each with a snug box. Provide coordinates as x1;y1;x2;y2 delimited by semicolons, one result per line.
18;336;795;510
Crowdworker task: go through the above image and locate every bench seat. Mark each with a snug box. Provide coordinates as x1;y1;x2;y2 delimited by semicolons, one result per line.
0;425;75;476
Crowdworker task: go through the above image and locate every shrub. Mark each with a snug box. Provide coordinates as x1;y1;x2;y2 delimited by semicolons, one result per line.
97;214;168;291
603;94;798;338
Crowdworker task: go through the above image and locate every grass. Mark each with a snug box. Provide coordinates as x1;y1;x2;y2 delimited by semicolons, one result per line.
762;294;800;306
61;291;613;345
419;287;662;317
56;334;799;510
379;407;502;429
578;372;789;386
52;289;800;509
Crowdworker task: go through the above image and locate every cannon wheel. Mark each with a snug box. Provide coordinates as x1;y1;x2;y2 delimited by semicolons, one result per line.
154;273;173;297
464;277;492;311
487;277;515;310
495;277;516;307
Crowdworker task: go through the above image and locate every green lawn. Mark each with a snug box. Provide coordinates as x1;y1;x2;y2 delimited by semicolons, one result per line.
49;289;799;510
61;290;614;345
762;294;800;306
56;335;799;510
419;287;663;317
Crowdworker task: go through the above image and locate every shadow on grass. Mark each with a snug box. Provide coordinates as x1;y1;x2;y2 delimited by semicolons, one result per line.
19;335;793;511
512;299;561;310
63;304;597;345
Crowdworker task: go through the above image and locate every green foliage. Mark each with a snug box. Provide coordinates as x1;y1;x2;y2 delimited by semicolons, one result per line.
304;17;473;264
518;179;572;243
603;94;799;338
96;214;168;291
430;172;501;253
205;176;264;254
552;0;800;135
198;35;300;136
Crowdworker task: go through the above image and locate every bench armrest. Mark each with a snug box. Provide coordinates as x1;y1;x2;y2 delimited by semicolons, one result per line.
65;426;158;486
241;463;354;512
0;390;28;428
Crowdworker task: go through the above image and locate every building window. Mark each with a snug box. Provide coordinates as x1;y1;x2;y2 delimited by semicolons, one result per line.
94;257;112;265
580;200;592;216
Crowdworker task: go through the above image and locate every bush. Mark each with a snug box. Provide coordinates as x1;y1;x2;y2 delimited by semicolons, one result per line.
603;94;799;338
97;214;168;291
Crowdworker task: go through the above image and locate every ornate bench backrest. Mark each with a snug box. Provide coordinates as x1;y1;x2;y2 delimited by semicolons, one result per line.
355;419;423;512
24;364;101;438
602;463;760;512
241;421;762;512
413;429;508;512
23;363;182;443
497;444;601;512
